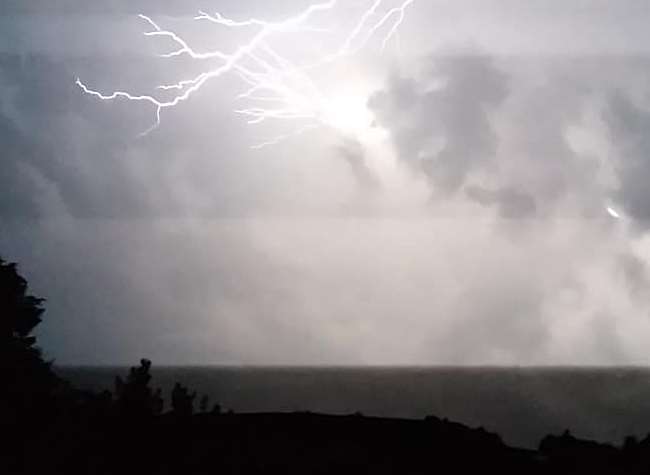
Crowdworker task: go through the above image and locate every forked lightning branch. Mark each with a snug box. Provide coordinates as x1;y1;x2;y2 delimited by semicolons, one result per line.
76;0;415;148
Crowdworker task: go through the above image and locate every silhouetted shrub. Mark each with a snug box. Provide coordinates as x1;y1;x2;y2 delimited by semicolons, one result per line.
114;358;157;418
171;382;196;418
0;257;59;421
153;387;164;415
199;394;209;413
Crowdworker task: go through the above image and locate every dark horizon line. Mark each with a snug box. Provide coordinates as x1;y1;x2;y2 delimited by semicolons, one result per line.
55;363;650;370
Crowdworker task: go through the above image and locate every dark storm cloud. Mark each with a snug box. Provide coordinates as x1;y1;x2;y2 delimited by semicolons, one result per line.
337;138;379;191
361;51;650;363
0;114;52;218
605;91;650;225
466;185;537;219
4;0;650;365
0;54;158;218
369;53;509;194
370;52;620;220
0;50;290;220
500;69;603;218
0;0;314;16
620;253;650;298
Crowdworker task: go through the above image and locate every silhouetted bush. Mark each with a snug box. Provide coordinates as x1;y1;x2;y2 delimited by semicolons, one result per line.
171;382;196;417
0;257;60;421
114;358;158;419
199;394;209;413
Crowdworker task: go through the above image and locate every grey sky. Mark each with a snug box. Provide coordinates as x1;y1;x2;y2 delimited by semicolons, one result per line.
3;1;650;364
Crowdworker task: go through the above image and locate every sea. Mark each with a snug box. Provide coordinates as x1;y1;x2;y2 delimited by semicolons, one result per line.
56;366;650;449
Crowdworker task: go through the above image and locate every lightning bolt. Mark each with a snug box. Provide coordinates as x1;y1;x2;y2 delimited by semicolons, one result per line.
76;0;416;148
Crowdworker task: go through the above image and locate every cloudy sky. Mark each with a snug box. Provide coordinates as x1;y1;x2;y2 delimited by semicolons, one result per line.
3;0;650;365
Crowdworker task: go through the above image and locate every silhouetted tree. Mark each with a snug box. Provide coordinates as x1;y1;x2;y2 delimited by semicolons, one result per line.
114;358;157;418
0;257;59;421
171;382;196;417
152;387;164;416
199;394;210;413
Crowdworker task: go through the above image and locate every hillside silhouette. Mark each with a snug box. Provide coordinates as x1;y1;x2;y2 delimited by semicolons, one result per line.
4;254;650;474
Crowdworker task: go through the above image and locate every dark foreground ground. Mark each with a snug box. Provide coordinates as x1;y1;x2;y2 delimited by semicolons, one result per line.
8;406;650;474
5;358;650;474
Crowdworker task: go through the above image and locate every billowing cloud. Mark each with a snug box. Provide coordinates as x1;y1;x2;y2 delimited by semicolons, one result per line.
369;53;508;194
3;1;650;365
606;91;650;225
466;185;537;219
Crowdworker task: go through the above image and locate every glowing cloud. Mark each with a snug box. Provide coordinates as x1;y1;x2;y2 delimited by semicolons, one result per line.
76;0;416;147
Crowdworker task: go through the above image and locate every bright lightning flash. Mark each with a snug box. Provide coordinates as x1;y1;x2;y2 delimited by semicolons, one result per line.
76;0;416;148
607;206;622;220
